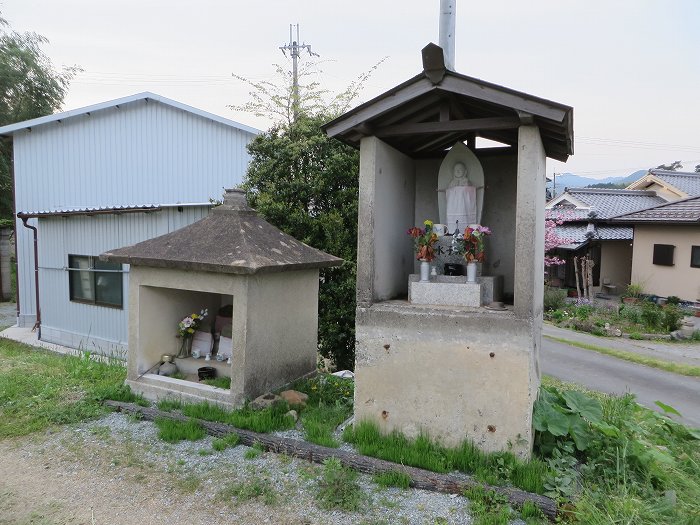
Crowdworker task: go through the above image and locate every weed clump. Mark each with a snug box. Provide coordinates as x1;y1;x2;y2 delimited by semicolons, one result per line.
154;417;205;443
315;457;367;512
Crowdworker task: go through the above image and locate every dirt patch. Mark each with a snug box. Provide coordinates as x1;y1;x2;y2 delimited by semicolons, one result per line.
0;414;474;525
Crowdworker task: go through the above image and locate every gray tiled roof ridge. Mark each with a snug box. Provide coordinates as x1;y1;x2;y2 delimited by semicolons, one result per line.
567;188;658;196
611;194;700;219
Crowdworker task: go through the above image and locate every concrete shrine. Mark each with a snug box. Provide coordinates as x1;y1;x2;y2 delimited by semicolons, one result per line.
324;44;573;457
101;189;341;407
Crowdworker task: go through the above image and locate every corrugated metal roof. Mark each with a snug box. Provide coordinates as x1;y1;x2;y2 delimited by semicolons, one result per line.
0;92;261;137
649;170;700;197
612;195;700;223
16;203;212;218
565;188;666;219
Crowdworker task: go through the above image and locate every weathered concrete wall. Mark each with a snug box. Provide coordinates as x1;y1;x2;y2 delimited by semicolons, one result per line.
631;225;700;301
600;241;632;292
354;303;537;457
126;265;320;406
127;266;249;404
0;228;12;301
244;269;319;398
357;137;416;305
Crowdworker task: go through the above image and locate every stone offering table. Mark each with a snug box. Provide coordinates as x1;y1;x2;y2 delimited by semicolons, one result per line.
408;274;503;307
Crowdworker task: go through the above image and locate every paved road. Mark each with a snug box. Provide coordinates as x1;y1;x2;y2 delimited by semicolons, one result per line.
541;336;700;428
543;322;700;367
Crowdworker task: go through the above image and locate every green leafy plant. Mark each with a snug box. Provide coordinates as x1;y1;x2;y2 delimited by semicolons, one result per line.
624;283;644;298
463;486;511;525
533;387;611;455
543;286;567;312
315;457;367;512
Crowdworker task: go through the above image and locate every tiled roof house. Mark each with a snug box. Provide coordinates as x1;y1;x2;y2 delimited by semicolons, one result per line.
545;171;700;301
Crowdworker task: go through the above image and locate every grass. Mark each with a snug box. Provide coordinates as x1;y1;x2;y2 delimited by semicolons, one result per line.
180;400;295;434
216;476;278;506
464;486;513;525
300;402;350;448
153;417;206;443
539;376;700;524
212;433;240;451
202;376;231;389
0;338;128;438
372;470;412;489
244;441;264;459
344;420;548;494
156;398;183;411
545;335;700;377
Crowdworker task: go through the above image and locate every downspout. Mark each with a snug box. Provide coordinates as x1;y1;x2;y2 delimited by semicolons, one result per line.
18;214;40;337
3;136;20;320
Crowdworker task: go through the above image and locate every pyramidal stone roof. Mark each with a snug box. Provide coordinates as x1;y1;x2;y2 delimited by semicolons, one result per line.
101;189;343;274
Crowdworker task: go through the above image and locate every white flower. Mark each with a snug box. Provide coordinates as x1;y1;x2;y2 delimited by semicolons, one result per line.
182;317;193;328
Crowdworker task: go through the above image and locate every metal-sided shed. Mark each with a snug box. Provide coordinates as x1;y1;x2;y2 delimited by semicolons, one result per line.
0;93;259;355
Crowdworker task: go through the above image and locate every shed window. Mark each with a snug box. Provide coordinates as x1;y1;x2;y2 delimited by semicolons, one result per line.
68;255;123;308
652;244;675;266
692;246;700;268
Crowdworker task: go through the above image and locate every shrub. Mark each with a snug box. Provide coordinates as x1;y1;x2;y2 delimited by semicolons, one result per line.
662;305;683;332
544;286;567;311
640;301;663;332
666;295;681;305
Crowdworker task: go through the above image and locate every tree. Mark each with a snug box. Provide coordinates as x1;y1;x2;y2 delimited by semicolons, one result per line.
235;60;381;370
655;160;683;171
544;211;573;267
244;114;359;370
0;14;78;222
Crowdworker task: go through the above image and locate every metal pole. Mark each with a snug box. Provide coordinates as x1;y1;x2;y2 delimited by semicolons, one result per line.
439;0;456;70
280;24;318;122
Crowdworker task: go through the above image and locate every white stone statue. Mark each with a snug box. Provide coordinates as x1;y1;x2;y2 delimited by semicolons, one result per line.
446;162;477;233
437;142;485;234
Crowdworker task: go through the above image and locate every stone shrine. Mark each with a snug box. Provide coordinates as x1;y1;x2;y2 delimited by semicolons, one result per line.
324;43;573;457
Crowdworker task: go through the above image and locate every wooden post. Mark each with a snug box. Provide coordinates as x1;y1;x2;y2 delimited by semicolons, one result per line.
574;256;582;299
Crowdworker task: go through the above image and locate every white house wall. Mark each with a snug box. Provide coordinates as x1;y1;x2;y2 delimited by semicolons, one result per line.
37;207;210;354
13;98;256;325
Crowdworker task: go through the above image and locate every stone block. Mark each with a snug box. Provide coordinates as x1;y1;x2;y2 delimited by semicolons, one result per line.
408;274;502;307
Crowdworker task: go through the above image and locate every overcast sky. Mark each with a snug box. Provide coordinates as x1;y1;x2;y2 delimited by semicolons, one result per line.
4;0;700;179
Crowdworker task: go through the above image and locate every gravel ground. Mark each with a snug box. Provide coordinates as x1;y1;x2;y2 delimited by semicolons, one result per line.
0;301;16;329
0;412;518;525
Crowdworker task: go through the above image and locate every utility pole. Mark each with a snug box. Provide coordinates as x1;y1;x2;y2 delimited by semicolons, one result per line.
280;24;318;121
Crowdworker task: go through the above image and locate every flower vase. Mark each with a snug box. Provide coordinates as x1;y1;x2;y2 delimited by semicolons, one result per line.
466;262;477;283
419;259;430;282
177;336;193;358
